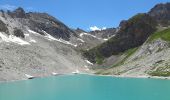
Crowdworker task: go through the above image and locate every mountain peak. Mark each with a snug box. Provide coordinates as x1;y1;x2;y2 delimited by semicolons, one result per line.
9;7;26;18
14;7;25;12
149;2;170;13
148;2;170;26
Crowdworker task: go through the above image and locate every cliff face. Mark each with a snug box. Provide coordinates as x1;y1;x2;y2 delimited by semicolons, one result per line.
148;3;170;26
85;2;170;77
83;13;157;64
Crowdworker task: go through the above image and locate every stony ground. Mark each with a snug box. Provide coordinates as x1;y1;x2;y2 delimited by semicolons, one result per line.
0;30;92;82
96;39;170;78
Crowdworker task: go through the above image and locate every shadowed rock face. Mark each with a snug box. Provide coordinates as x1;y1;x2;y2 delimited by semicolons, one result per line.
26;12;75;41
82;2;170;65
13;28;25;38
149;3;170;26
7;7;76;41
83;2;170;64
8;7;26;18
0;20;9;34
83;14;157;63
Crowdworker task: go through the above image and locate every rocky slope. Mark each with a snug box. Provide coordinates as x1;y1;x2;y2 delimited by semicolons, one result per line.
89;28;117;40
0;7;118;82
96;28;170;77
149;2;170;26
83;13;157;64
84;2;170;77
72;28;117;50
0;8;97;82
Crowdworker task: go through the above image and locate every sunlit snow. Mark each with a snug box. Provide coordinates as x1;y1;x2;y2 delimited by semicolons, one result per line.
0;32;30;45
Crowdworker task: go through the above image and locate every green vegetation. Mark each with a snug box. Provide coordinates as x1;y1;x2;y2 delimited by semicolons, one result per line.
124;47;138;60
95;70;112;75
95;56;104;65
149;65;170;77
149;71;170;77
148;28;170;42
83;13;157;65
112;47;138;67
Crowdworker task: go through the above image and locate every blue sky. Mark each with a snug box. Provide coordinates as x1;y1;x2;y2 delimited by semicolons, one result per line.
0;0;169;31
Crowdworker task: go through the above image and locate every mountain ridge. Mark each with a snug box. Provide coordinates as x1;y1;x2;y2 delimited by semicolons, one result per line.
84;2;170;77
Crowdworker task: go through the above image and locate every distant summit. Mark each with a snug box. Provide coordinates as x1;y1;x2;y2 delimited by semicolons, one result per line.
8;7;26;18
149;2;170;26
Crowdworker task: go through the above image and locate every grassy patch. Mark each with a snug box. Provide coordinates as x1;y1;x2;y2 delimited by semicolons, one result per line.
148;65;170;77
95;53;104;65
124;47;139;59
95;70;111;75
94;71;103;75
147;28;170;42
149;71;170;77
112;47;138;67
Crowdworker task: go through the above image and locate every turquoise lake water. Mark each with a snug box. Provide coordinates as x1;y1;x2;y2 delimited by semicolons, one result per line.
0;74;170;100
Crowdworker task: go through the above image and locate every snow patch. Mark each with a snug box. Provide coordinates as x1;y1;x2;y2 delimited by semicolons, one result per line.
103;34;116;41
28;29;77;47
85;60;93;65
25;74;34;79
29;39;36;43
72;69;80;74
52;72;58;75
28;30;40;35
24;31;37;43
80;32;102;40
84;65;90;71
24;34;29;37
103;38;108;41
77;38;85;42
84;65;88;68
42;30;77;47
0;32;30;45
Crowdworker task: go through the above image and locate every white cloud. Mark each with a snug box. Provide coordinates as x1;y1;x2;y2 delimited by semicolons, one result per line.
89;26;107;31
0;4;17;10
90;26;101;31
26;7;34;11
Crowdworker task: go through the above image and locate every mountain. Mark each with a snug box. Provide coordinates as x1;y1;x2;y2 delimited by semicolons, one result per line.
83;13;157;64
148;3;170;26
89;28;117;40
72;28;117;50
83;2;170;77
97;28;170;77
8;7;76;41
1;2;170;81
0;7;118;81
0;8;96;81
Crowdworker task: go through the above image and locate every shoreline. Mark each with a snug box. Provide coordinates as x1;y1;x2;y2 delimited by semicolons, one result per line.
0;73;74;83
99;74;170;80
0;73;170;83
82;73;170;80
